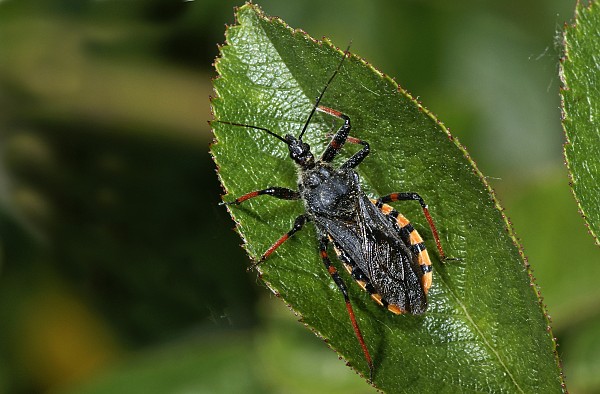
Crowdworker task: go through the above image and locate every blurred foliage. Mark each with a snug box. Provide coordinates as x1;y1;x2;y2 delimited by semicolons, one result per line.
0;0;596;393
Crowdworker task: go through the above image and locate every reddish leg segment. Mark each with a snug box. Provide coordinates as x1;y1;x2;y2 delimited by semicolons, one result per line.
318;106;371;169
248;214;308;271
221;187;300;205
319;235;374;382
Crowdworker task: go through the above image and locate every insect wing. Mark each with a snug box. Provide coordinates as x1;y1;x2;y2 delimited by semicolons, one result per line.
316;196;427;314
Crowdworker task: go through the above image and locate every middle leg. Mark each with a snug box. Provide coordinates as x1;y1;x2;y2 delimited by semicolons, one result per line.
248;214;309;270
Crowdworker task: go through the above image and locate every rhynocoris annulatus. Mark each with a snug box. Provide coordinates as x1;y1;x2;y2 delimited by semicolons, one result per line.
217;46;452;382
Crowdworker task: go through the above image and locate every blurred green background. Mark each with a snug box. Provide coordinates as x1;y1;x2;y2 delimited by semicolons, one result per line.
0;0;598;393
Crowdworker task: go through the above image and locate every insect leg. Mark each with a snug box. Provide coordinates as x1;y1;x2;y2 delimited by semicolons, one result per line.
248;214;308;270
317;106;352;163
319;235;374;382
340;136;370;169
377;192;448;260
221;187;300;205
319;107;370;168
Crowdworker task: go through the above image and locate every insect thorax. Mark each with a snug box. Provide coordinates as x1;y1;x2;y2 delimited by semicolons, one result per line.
300;163;361;218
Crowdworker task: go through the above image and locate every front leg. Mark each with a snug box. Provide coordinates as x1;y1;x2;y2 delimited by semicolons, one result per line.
317;106;352;163
318;106;370;168
340;135;370;169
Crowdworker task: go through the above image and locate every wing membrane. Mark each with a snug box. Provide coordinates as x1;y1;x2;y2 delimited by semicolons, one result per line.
315;195;427;314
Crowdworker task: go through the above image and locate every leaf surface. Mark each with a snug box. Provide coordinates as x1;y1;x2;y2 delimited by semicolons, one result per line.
561;0;600;246
211;3;564;392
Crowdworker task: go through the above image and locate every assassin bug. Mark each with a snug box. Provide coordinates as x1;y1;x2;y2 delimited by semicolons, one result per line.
218;47;451;382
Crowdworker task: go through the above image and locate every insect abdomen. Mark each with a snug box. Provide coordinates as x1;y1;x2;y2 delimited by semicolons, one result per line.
329;200;433;316
372;199;433;296
332;242;403;314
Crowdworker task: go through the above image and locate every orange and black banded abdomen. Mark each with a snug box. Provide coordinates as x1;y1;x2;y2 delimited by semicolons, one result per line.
372;199;433;298
332;200;433;316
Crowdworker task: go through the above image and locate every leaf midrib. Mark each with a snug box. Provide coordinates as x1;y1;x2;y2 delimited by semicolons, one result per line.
437;272;525;393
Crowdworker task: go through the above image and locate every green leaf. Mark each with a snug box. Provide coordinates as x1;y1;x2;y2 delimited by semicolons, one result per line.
210;3;564;392
560;0;600;246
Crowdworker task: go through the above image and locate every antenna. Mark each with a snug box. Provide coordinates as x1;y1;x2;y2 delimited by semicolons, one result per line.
298;43;351;141
216;120;288;144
